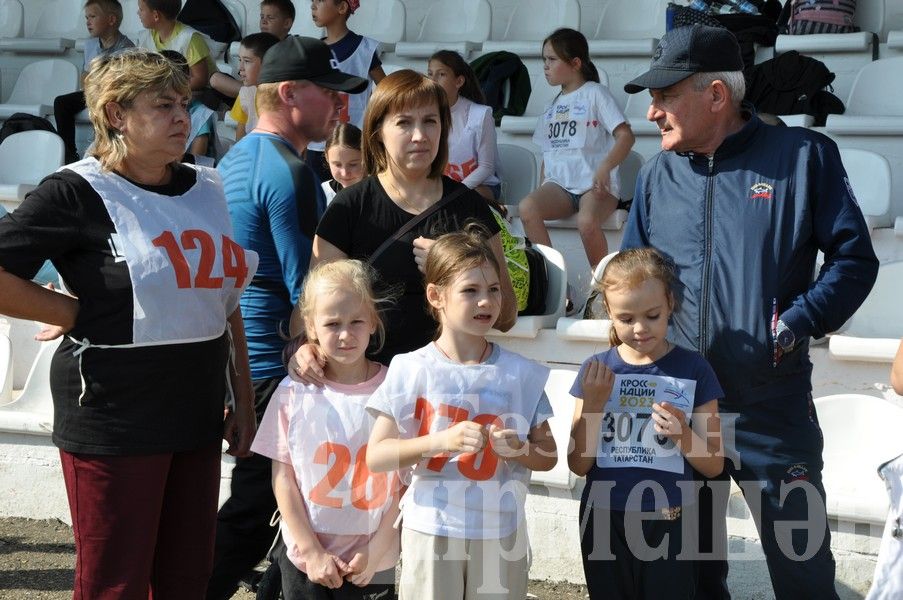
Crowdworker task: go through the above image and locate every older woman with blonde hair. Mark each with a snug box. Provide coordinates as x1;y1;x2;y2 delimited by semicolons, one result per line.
0;48;258;599
290;69;516;380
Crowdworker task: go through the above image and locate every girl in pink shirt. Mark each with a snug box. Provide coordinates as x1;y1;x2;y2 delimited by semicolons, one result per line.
252;259;400;599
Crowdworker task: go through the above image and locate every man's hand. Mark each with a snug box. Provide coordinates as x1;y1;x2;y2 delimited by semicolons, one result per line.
222;401;255;458
288;342;327;387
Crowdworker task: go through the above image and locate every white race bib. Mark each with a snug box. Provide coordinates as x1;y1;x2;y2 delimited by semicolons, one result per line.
596;374;694;474
540;100;588;151
287;383;397;536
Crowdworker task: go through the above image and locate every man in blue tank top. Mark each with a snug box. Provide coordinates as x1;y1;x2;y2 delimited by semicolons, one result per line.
207;36;367;600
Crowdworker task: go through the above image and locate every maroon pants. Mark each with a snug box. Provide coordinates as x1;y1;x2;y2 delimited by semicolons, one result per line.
60;443;222;600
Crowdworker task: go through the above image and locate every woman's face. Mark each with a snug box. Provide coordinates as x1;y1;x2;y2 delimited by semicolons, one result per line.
378;101;441;178
109;87;190;166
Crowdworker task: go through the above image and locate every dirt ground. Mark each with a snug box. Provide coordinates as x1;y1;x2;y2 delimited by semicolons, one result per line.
0;518;588;599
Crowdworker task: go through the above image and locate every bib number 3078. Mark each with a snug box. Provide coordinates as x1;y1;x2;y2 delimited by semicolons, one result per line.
548;120;578;140
152;229;249;289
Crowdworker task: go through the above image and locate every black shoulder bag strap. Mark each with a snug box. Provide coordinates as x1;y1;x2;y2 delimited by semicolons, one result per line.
367;186;470;265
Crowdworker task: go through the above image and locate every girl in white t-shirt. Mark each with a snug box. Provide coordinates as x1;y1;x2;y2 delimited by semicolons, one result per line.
366;225;557;599
519;28;635;313
321;123;364;205
428;50;502;201
251;259;401;599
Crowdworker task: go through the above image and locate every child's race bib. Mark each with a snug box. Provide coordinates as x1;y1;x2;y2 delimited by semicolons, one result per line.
596;374;694;474
540;100;589;151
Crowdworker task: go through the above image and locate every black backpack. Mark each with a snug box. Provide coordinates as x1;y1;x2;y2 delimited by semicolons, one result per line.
469;52;532;126
178;0;241;44
744;51;845;125
0;112;58;145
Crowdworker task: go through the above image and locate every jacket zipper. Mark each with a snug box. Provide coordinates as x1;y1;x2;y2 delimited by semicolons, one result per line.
700;155;715;358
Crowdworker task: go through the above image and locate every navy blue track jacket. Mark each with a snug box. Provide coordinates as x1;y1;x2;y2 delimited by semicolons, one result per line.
622;113;879;405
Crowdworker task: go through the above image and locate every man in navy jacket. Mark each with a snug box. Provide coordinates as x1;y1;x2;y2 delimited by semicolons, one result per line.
621;25;878;599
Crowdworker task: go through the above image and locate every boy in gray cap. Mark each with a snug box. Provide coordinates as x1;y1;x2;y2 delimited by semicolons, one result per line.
614;24;877;600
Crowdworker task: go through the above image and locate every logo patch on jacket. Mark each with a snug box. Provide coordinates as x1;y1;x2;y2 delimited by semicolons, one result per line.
784;463;810;484
844;177;859;206
750;182;774;200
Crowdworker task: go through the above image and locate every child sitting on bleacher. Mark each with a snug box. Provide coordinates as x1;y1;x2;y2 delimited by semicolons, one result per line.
225;32;278;142
135;0;217;93
518;27;635;315
53;0;134;164
209;0;292;103
306;0;385;182
428;50;502;202
258;0;294;40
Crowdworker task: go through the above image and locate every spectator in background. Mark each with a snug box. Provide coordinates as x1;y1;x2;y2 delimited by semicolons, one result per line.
305;0;385;183
427;49;502;202
259;0;294;40
136;0;217;93
215;32;279;142
53;0;134;164
206;35;368;600
209;0;292;102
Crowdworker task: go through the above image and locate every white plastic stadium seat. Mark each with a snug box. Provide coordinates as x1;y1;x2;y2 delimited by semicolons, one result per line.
825;57;903;229
497;143;539;206
482;0;580;58
815;394;903;523
586;0;666;54
346;0;404;53
491;244;567;339
530;368;578;489
119;0;142;42
622;90;662;160
0;58;79;119
555;251;616;343
839;148;892;228
0;0;24;38
500;69;609;135
394;0;491;58
0;332;12;405
842;57;903;117
0;130;65;211
0;0;76;54
289;15;325;38
828;260;903;363
0;338;61;434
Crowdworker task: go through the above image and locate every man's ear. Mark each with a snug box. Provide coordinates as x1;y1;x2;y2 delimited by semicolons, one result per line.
710;79;731;113
278;80;296;104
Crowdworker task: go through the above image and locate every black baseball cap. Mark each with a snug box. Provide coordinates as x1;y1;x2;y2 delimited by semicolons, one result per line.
257;35;368;93
624;25;743;94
